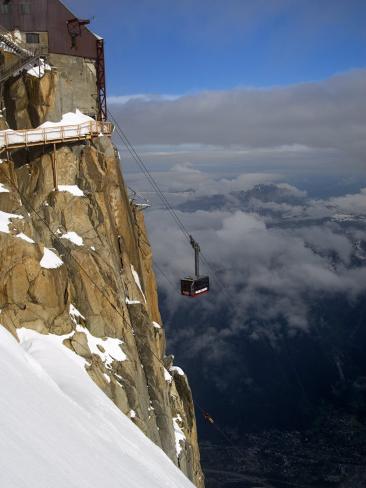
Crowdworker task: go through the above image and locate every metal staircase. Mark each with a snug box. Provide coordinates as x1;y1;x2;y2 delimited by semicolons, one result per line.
0;25;33;58
0;24;48;84
0;46;48;83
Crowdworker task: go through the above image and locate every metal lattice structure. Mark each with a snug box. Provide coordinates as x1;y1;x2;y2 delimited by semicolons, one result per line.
96;38;107;121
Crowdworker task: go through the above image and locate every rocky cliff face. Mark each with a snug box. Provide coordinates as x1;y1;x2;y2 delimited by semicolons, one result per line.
0;68;204;487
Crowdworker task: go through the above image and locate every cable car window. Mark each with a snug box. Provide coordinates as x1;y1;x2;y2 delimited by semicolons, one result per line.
26;33;40;44
20;4;31;14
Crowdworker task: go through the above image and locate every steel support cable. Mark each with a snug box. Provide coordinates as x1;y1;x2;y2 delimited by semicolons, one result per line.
108;110;190;240
109;109;234;299
111;128;312;480
118;132;187;236
129;204;177;291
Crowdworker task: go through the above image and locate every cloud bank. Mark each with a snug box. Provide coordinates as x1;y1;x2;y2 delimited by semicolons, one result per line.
111;70;366;172
139;175;366;360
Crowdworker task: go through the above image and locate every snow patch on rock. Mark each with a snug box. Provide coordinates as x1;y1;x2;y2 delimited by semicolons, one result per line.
58;185;85;197
75;324;127;366
126;297;141;305
61;231;83;246
69;304;85;322
16;232;35;244
164;368;172;383
173;415;186;457
40;248;63;269
39;110;93;128
26;59;52;78
0;210;22;233
0;183;9;193
170;366;185;376
131;264;146;303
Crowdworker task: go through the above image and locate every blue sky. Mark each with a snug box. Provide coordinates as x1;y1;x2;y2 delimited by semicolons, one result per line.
64;0;366;96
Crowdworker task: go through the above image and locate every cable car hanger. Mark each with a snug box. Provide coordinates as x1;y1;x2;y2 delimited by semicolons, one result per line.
180;235;209;297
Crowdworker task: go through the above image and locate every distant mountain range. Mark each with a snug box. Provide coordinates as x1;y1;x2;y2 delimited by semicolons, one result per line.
177;183;307;213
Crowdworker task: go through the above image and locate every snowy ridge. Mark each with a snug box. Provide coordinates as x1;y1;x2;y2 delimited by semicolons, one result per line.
0;325;194;488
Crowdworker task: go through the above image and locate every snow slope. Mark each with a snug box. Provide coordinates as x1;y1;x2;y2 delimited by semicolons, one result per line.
0;325;194;488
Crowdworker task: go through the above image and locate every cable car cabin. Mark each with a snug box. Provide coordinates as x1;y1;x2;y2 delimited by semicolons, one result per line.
181;235;209;297
181;276;209;297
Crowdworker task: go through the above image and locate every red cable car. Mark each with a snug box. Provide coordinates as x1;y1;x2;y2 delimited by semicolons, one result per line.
180;236;209;297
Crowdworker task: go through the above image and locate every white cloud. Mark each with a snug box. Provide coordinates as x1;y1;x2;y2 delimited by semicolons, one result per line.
111;70;366;172
142;180;366;357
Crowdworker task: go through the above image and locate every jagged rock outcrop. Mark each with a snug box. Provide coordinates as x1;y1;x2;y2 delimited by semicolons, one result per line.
0;69;204;487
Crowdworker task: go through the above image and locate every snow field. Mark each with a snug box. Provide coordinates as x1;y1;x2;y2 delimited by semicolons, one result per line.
0;325;194;488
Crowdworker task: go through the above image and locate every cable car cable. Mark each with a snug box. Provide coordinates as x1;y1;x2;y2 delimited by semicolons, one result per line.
109;109;312;397
109;110;221;296
105;115;319;469
1;110;315;481
0;166;277;483
1;157;314;488
108;110;191;241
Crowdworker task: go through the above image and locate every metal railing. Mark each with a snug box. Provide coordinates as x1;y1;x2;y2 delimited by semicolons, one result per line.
0;23;49;83
0;120;114;152
0;24;34;57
